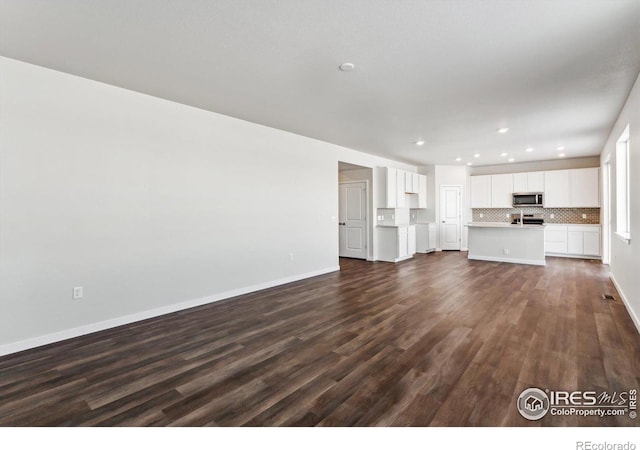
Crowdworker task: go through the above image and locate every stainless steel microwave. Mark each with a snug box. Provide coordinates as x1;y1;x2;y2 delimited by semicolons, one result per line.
512;192;543;207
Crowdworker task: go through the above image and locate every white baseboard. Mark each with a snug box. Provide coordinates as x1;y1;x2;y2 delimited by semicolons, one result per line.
610;272;640;335
467;254;546;266
0;266;340;357
545;252;600;260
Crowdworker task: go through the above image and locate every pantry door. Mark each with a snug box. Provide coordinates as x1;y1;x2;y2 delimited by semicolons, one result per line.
440;185;461;250
339;182;367;259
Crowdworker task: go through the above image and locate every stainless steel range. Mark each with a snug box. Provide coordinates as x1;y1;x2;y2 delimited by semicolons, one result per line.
510;213;544;225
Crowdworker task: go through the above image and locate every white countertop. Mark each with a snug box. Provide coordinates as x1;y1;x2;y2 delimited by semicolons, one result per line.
377;222;434;228
466;222;546;229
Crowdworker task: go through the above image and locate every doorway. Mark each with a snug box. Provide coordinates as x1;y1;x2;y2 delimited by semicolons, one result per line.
440;185;461;250
338;181;368;259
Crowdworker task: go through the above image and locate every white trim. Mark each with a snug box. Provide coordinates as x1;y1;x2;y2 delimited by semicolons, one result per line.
615;231;631;245
378;255;414;263
545;253;601;260
610;272;640;335
467;254;546;266
338;180;370;260
438;184;463;251
0;266;340;357
602;156;611;264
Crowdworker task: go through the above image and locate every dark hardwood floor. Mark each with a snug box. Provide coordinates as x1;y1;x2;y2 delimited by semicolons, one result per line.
1;252;639;426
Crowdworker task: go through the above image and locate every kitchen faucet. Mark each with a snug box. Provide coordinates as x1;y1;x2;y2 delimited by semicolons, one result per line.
520;209;523;226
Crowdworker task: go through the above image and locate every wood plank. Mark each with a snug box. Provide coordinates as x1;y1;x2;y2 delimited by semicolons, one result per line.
0;253;638;426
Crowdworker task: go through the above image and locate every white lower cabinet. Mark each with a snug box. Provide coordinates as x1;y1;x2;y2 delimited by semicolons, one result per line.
583;232;600;256
398;226;409;259
567;225;600;256
377;225;414;262
545;225;568;254
545;224;600;258
408;225;416;255
415;223;436;253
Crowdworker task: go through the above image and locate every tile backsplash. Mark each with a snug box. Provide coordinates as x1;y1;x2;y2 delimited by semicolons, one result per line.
472;207;600;224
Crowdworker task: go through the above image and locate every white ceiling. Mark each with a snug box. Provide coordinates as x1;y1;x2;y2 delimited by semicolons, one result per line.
2;0;639;167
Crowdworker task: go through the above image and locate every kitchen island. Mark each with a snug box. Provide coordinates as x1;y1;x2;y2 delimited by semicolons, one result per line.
466;222;546;266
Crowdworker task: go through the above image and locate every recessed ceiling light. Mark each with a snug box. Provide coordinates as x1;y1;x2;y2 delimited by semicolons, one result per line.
415;140;425;146
508;158;515;162
338;62;355;72
500;152;508;157
526;148;534;152
455;157;462;162
497;128;509;134
556;146;565;151
474;153;480;158
467;162;473;166
558;153;566;158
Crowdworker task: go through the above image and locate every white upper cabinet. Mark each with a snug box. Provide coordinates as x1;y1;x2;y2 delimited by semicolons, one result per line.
396;170;406;207
418;174;427;208
378;167;428;210
378;167;397;208
403;172;419;194
528;172;545;192
412;173;420;194
544;170;570;207
513;171;544;193
569;167;599;207
470;175;491;208
471;168;597;209
513;173;528;193
491;174;514;208
470;174;512;208
544;168;599;208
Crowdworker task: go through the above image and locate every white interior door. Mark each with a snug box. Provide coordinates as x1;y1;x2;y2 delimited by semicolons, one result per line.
440;185;461;250
339;182;367;259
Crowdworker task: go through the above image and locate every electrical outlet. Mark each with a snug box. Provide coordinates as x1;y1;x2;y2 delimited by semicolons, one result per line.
506;213;510;218
550;214;555;219
289;252;294;261
582;214;587;219
503;249;509;255
479;213;483;218
73;287;83;300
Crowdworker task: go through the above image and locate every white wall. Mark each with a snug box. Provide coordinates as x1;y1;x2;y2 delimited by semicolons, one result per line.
600;72;640;333
1;57;416;353
434;165;471;250
470;156;601;175
336;147;416;173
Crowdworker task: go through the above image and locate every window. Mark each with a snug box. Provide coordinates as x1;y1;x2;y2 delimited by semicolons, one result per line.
616;125;630;243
